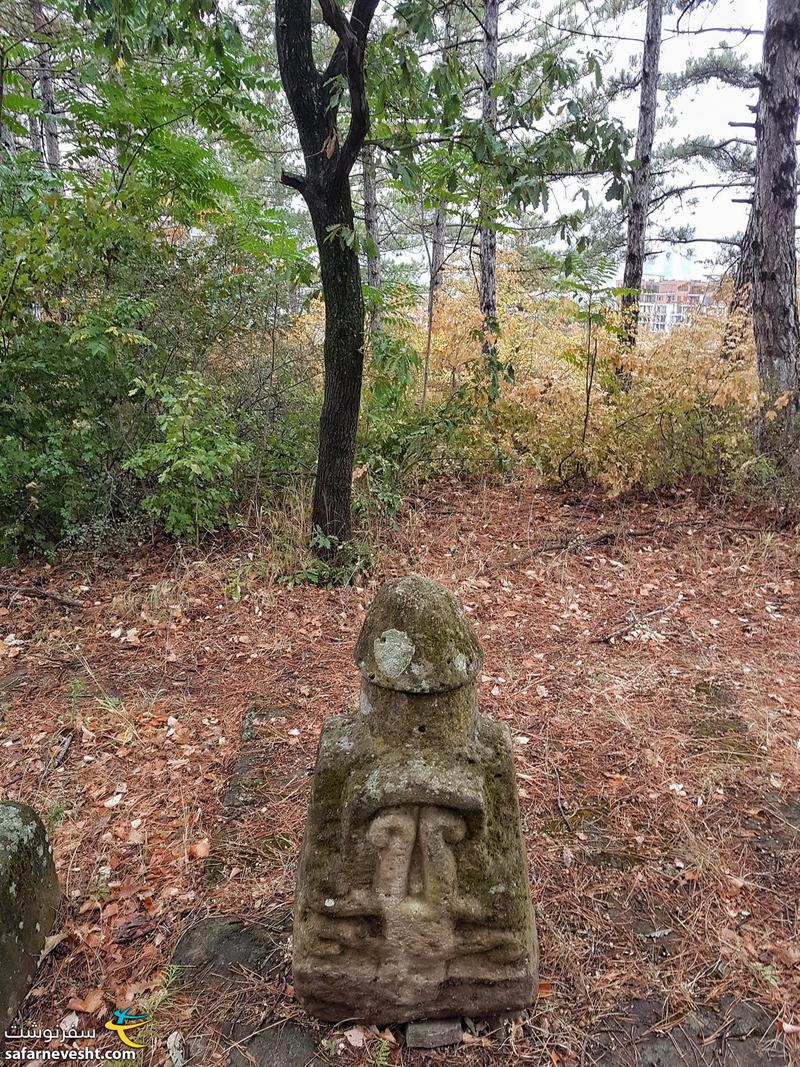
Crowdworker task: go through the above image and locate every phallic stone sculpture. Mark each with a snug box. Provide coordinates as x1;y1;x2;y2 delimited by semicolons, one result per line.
293;575;537;1023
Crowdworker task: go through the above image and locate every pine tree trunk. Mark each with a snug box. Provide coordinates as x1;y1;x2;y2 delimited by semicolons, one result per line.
362;143;382;335
432;202;446;294
420;201;448;411
751;0;800;446
731;209;755;317
431;4;453;299
307;188;365;546
28;106;43;161
479;0;500;350
29;0;60;171
621;0;663;350
721;209;755;360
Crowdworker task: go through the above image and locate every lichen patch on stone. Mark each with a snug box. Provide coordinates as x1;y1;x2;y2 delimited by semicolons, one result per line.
374;628;415;679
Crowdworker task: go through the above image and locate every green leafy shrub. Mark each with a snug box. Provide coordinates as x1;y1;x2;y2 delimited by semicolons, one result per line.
0;165;160;560
125;373;251;538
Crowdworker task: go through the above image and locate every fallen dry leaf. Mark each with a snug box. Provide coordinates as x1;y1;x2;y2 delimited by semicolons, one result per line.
343;1026;366;1049
66;989;104;1014
188;837;211;859
462;1032;492;1048
39;931;69;961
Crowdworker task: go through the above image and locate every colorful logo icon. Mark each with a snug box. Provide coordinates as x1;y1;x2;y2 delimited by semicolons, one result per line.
104;1007;149;1048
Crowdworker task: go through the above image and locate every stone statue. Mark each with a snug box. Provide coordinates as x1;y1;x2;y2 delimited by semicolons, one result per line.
293;575;538;1023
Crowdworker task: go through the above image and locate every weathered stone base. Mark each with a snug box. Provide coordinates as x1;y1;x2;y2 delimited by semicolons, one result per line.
294;967;534;1024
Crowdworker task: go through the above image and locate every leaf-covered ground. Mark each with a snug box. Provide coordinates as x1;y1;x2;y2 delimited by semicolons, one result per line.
1;475;799;1065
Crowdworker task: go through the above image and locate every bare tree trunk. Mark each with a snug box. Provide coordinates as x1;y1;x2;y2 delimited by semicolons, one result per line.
362;142;382;335
420;199;448;412
479;0;500;373
308;188;365;544
621;0;663;352
421;7;455;411
29;0;60;171
432;201;446;295
731;209;755;317
276;0;379;548
28;105;43;161
0;52;18;156
751;0;800;449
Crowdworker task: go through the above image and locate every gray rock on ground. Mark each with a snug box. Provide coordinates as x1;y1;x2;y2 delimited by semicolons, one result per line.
590;997;788;1066
406;1019;463;1048
172;911;290;986
0;802;59;1033
226;1018;322;1067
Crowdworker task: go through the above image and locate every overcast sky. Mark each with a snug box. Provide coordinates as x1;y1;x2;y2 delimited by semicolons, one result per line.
614;0;762;278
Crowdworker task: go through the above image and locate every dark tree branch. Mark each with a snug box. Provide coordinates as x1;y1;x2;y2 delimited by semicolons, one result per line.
668;25;763;37
275;0;326;164
318;0;379;191
0;583;84;609
322;0;378;83
281;170;307;193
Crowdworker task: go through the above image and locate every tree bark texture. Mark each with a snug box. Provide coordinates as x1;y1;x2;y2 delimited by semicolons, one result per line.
362;142;382;334
621;0;663;347
309;189;365;544
751;0;800;442
276;0;379;545
721;208;755;361
420;205;447;412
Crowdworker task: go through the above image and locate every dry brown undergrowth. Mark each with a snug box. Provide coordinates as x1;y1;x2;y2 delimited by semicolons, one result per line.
0;473;798;1065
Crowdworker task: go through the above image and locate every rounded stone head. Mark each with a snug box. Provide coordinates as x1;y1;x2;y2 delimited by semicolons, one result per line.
355;575;483;693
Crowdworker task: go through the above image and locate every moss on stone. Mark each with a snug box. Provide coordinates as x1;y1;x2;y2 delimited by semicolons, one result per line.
0;802;59;1031
359;680;478;748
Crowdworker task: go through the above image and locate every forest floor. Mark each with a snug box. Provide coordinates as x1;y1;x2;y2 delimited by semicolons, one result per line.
1;472;799;1067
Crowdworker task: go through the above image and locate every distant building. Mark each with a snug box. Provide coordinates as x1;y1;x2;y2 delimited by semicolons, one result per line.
634;277;719;333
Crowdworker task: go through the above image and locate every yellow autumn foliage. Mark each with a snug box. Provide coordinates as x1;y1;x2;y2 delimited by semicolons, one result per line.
279;253;762;499
417;255;760;495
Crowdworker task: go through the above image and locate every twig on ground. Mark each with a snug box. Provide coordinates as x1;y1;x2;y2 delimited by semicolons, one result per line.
0;582;85;609
52;730;74;768
482;531;617;573
482;520;769;574
553;763;572;831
